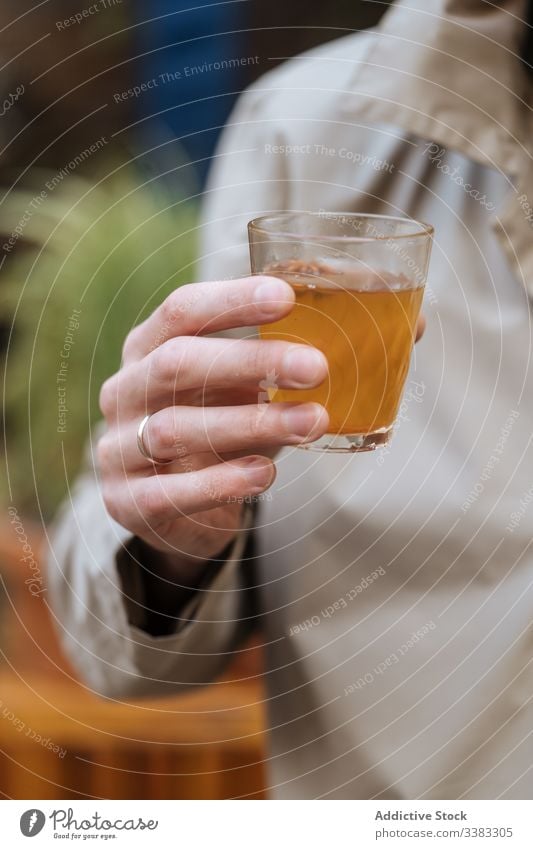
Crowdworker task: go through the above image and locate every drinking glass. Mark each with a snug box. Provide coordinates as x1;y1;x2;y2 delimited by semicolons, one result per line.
248;211;433;452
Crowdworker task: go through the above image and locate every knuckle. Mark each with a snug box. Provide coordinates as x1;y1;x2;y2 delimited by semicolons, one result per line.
161;287;189;328
100;483;121;524
149;410;177;453
121;326;140;361
202;470;225;502
151;344;173;382
99;377;116;418
101;481;144;535
153;337;190;383
222;282;246;315
243;342;269;377
244;406;266;441
174;339;195;384
96;435;113;473
135;485;164;523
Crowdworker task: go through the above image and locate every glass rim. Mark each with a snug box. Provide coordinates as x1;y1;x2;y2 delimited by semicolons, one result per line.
248;211;434;243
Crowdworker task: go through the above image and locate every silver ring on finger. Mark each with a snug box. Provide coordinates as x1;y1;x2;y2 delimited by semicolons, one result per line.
137;414;174;466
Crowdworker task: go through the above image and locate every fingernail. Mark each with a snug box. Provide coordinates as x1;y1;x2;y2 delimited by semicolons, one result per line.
281;403;327;440
282;346;328;387
254;277;293;318
232;456;276;491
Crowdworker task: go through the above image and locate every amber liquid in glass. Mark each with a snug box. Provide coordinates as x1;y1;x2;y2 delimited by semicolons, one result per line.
260;262;423;437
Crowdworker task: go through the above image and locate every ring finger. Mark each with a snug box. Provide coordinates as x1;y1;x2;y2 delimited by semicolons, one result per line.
101;402;329;472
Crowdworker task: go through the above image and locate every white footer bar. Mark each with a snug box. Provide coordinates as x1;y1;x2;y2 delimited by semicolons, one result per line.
2;799;531;848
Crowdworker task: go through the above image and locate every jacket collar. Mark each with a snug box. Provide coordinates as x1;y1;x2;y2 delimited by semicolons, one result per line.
344;0;533;297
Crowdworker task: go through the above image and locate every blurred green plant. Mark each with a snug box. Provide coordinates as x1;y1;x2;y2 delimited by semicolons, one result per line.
1;166;197;518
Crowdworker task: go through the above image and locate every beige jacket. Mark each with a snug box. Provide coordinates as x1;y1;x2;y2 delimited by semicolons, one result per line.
49;0;533;798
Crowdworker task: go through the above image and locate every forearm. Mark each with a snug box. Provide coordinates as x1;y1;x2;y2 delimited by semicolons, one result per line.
48;456;255;698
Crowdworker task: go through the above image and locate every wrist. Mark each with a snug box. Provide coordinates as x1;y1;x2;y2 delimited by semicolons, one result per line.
143;532;239;587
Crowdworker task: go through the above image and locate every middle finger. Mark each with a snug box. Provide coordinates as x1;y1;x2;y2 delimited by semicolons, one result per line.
103;336;328;417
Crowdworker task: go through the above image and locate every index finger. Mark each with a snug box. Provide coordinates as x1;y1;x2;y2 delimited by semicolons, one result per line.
123;275;295;363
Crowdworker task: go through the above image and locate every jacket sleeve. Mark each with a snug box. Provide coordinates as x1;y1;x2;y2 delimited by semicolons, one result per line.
47;428;257;699
47;79;284;700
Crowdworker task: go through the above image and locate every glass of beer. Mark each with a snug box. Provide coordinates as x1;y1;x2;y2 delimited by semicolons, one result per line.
248;211;433;452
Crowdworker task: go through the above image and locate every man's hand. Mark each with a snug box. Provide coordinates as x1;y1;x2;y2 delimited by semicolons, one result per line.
97;276;330;574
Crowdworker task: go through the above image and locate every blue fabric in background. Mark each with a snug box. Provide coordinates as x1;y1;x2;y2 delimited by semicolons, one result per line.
130;0;251;190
